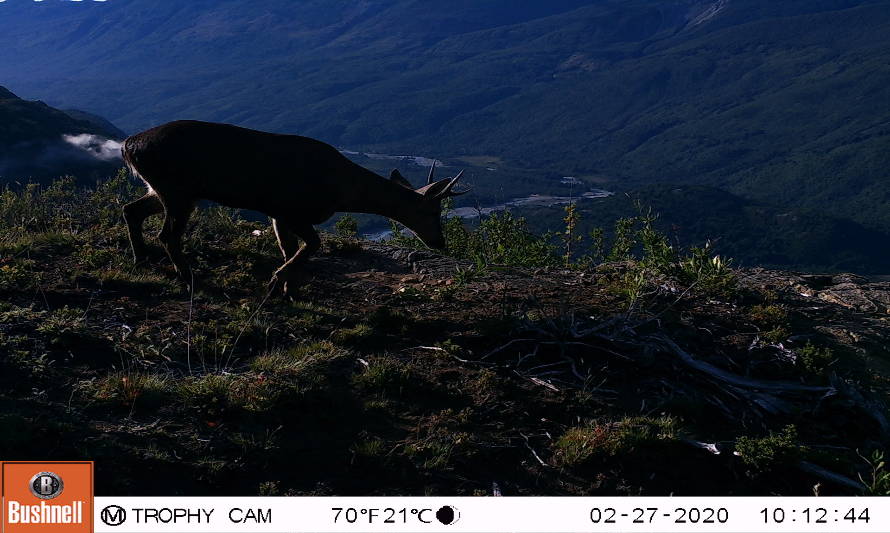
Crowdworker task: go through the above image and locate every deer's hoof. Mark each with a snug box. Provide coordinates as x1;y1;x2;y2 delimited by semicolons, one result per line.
268;275;292;299
269;271;302;299
281;280;298;300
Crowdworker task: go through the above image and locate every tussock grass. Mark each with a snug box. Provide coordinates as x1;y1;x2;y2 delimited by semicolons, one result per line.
552;416;679;467
86;371;171;409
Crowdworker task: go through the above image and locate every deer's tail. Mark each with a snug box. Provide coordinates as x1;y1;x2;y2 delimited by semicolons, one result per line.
121;137;152;192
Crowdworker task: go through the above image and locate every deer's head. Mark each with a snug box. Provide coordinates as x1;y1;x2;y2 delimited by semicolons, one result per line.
389;164;467;250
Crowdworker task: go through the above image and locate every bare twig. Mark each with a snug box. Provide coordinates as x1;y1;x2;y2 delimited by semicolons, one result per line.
482;338;536;360
79;292;96;322
186;270;195;375
225;281;276;370
519;432;549;467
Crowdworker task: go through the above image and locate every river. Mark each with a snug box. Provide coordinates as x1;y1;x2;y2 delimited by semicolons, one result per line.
340;149;613;241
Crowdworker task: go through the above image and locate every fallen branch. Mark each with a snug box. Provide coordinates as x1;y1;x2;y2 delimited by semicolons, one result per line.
798;461;864;492
527;376;560;392
651;335;832;395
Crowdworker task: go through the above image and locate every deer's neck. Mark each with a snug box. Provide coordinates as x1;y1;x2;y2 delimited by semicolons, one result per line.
337;169;420;224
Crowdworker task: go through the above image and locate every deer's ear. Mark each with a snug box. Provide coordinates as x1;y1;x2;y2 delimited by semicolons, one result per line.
389;169;412;189
416;177;453;199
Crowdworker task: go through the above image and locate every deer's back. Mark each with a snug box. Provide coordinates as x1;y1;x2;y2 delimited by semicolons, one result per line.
123;120;352;220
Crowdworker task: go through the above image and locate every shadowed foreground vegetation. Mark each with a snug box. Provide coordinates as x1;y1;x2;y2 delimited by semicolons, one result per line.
1;176;889;496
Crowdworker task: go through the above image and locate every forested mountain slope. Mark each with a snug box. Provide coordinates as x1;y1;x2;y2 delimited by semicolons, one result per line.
0;86;122;181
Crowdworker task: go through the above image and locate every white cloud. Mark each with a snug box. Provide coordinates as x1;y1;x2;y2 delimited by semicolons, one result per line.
62;134;122;161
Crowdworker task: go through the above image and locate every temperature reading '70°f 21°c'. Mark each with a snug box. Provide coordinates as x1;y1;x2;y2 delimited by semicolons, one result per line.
332;506;460;526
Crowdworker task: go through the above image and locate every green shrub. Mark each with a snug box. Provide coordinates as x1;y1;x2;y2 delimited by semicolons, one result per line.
334;214;359;239
562;203;582;267
0;261;38;292
328;214;363;253
762;326;790;344
452;264;483;285
607;217;638;261
387;219;423;248
749;304;790;342
447;211;559;268
0;171;137;241
578;202;736;299
588;227;606;264
859;450;890;496
749;304;789;327
797;342;834;377
677;241;736;296
86;169;141;227
735;425;801;474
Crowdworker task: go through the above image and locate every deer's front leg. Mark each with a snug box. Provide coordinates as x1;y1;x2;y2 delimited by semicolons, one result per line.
269;222;320;297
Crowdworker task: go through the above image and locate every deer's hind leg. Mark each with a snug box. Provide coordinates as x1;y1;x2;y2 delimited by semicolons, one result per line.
123;192;164;263
157;200;195;287
270;221;320;297
272;218;301;260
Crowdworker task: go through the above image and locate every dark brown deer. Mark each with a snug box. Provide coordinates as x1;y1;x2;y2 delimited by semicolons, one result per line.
121;120;465;295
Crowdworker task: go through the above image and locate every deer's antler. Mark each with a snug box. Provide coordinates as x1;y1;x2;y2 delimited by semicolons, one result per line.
427;161;437;185
447;170;469;196
416;169;469;198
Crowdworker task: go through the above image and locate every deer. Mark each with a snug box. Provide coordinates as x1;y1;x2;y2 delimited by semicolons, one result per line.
121;120;465;296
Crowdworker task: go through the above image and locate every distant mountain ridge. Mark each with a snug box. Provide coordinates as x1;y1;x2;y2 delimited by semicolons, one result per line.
0;86;123;182
0;0;887;234
62;109;127;140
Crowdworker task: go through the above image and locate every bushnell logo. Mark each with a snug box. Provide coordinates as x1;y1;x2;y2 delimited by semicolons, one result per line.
29;472;64;500
2;461;93;532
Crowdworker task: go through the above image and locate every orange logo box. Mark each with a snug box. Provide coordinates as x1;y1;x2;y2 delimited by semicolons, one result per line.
1;462;93;533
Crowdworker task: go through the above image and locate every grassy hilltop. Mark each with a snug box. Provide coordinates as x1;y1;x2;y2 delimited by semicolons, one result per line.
1;175;889;496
